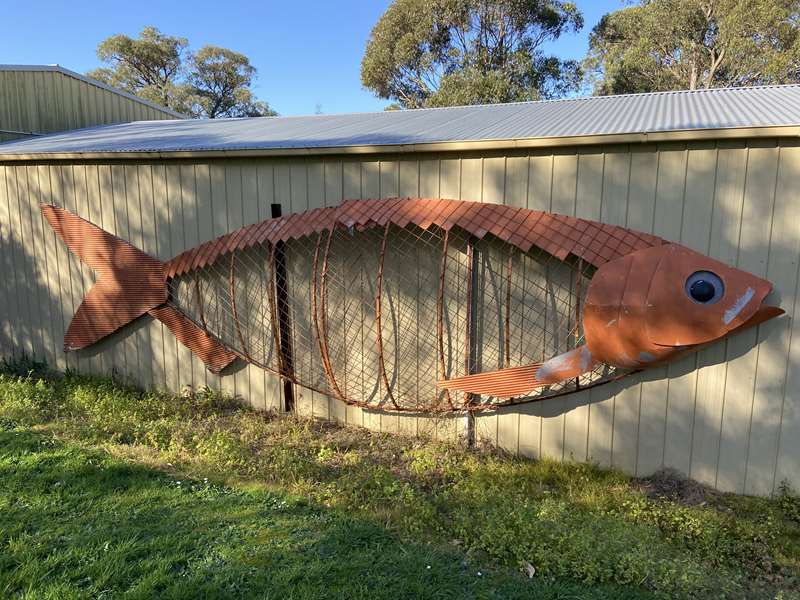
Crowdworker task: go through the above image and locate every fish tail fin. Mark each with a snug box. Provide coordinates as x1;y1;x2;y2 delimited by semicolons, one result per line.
41;203;167;351
437;345;597;399
43;203;237;373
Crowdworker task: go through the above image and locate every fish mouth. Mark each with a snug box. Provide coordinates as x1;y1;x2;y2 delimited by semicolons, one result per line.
732;303;785;333
722;278;783;335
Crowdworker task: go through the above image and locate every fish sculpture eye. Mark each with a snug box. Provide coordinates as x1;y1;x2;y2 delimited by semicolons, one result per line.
685;271;724;304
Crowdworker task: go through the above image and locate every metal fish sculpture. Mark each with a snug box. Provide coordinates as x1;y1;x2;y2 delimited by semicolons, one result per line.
41;198;783;412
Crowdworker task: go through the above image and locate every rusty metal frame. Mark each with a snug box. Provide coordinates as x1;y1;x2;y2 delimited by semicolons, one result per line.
266;242;286;376
505;247;513;368
375;221;400;410
49;198;715;412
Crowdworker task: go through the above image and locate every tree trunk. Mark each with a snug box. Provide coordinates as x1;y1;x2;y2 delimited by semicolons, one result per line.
705;48;726;88
689;60;698;90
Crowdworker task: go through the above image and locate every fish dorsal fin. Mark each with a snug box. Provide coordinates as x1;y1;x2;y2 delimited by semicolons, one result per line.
165;198;665;279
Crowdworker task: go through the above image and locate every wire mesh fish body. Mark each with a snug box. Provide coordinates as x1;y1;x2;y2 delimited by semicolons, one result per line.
168;221;611;411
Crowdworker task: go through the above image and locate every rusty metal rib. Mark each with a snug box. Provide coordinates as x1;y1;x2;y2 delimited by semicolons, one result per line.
375;221;400;410
436;230;454;410
574;258;583;389
319;226;346;401
193;271;208;331
462;237;475;410
229;250;252;362
311;231;346;401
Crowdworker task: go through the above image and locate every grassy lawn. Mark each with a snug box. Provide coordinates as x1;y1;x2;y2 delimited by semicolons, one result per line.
1;360;798;599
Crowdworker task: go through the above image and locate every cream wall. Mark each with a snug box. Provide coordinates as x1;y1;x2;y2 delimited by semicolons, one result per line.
1;138;798;496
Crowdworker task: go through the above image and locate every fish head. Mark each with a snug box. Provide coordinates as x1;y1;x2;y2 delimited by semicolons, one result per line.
642;244;782;347
583;243;783;368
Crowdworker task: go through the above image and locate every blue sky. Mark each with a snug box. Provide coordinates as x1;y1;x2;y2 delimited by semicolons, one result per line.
1;0;624;116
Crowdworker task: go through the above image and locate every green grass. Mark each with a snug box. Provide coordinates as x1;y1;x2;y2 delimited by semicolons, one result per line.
0;358;798;599
3;428;644;600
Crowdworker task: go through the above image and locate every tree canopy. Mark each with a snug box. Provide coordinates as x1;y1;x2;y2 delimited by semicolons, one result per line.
187;46;275;118
88;27;276;118
88;26;188;109
361;0;584;109
585;0;800;95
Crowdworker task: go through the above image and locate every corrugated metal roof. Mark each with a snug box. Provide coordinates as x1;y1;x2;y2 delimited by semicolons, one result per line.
0;64;187;119
2;84;800;156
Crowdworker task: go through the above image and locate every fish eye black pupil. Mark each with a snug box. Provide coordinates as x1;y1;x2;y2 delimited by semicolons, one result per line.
689;279;716;303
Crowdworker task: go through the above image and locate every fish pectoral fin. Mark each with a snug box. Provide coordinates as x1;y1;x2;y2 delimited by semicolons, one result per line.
437;345;598;399
437;363;544;399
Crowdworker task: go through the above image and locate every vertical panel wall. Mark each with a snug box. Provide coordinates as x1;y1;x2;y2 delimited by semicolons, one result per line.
1;138;798;496
0;68;182;142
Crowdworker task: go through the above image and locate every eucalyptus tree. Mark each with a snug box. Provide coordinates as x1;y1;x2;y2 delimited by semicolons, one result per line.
585;0;800;94
361;0;584;108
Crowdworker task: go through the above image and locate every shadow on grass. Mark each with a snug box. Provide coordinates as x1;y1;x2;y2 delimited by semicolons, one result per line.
0;429;653;600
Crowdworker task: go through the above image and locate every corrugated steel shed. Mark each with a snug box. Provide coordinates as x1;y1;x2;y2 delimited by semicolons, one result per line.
0;64;187;119
0;64;186;143
1;84;800;156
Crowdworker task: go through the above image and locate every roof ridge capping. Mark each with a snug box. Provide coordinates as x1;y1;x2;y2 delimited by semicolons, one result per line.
280;83;800;119
188;83;800;123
